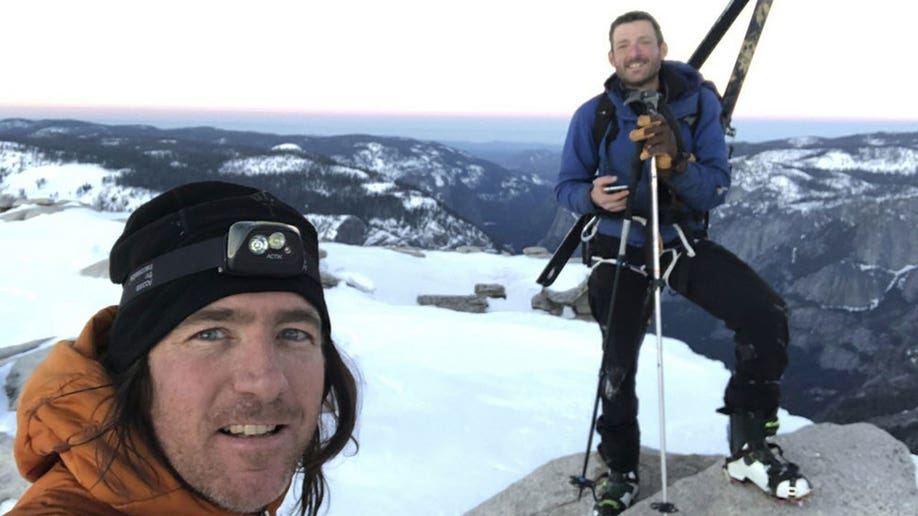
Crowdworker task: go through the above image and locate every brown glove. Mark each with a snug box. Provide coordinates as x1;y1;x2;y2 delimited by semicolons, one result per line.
628;114;685;173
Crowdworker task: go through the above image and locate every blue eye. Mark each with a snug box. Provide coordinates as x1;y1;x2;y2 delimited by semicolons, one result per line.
277;328;320;346
195;328;228;341
279;328;317;345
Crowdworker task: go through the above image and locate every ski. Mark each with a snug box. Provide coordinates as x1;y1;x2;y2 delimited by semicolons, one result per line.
720;0;774;134
536;213;592;287
688;0;752;70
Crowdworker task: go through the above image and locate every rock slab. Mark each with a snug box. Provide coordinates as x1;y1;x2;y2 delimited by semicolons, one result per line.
467;422;918;516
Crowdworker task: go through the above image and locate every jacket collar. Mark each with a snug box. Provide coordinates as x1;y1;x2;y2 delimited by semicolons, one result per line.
606;60;696;108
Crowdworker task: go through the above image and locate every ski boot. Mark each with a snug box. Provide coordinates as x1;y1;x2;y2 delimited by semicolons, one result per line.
723;409;812;500
592;469;639;516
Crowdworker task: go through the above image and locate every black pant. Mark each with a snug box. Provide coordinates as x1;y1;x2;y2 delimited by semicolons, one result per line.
587;235;788;473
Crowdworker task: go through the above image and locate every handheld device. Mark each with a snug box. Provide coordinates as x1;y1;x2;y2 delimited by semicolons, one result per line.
602;184;629;194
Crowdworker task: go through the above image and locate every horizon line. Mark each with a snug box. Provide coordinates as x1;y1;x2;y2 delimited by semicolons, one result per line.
2;103;918;124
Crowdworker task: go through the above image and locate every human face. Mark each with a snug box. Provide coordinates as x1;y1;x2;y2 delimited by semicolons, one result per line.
148;291;326;513
608;20;668;91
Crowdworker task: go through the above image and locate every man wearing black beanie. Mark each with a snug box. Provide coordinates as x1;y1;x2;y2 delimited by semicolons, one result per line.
11;181;358;515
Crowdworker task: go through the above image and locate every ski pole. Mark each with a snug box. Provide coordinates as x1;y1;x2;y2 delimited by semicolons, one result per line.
649;144;677;514
570;209;638;499
570;141;646;499
637;93;677;514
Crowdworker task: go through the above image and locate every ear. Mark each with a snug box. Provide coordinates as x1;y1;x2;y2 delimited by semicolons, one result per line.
608;50;617;68
661;42;669;59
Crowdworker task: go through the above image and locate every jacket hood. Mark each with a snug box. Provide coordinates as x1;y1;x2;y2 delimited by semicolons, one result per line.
13;306;286;514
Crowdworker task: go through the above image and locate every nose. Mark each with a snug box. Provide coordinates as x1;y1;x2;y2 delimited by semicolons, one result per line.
230;333;289;401
626;43;642;59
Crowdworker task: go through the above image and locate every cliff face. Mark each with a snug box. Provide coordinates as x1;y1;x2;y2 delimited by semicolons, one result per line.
662;134;918;451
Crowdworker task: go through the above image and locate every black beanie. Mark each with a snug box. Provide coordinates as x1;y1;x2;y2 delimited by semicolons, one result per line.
107;181;329;374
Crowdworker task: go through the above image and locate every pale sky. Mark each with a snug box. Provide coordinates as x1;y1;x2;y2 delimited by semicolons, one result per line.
1;0;916;122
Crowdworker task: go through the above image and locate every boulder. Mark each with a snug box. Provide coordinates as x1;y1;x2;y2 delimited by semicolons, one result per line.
80;259;110;279
456;245;483;254
531;278;591;320
0;339;48;363
333;215;368;245
5;345;53;411
0;433;30;506
475;283;506;299
466;447;718;516
417;294;488;313
0;202;68;222
320;270;341;288
531;290;564;316
523;246;551;258
19;198;55;207
386;246;426;258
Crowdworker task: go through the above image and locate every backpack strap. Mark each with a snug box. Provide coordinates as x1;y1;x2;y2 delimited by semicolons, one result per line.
680;79;719;135
592;93;618;152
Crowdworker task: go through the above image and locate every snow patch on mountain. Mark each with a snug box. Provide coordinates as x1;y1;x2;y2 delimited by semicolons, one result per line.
143;149;174;159
343;140;487;190
764;174;803;202
0;120;32;130
272;143;304;153
728;142;918;214
751;148;823;164
0;163;156;212
803;147;918;174
1;133;492;250
219;155;370;179
219;155;313;175
788;136;822;147
739;143;918;174
0;142;61;179
398;191;438;210
326;164;371;179
362;181;395;194
31;126;72;138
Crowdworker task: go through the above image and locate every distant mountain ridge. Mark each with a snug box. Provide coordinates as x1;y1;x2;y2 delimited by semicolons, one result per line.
292;134;556;250
2;118;917;452
0;119;501;250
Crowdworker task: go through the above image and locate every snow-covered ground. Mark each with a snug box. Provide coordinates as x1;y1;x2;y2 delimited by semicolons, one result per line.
0;204;915;515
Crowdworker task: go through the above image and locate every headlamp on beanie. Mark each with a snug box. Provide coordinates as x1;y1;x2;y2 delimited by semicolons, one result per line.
107;181;332;374
120;220;309;306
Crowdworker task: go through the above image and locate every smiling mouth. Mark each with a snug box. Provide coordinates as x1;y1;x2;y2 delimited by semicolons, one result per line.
220;424;282;437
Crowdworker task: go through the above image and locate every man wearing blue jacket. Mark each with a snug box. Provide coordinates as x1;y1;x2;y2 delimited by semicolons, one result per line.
555;11;810;514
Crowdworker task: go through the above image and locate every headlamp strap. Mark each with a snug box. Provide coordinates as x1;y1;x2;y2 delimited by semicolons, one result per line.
120;237;224;305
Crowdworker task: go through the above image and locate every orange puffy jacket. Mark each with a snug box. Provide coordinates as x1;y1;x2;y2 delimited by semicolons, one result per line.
9;307;286;515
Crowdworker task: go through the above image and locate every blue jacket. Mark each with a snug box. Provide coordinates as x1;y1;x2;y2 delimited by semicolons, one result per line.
555;61;730;247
